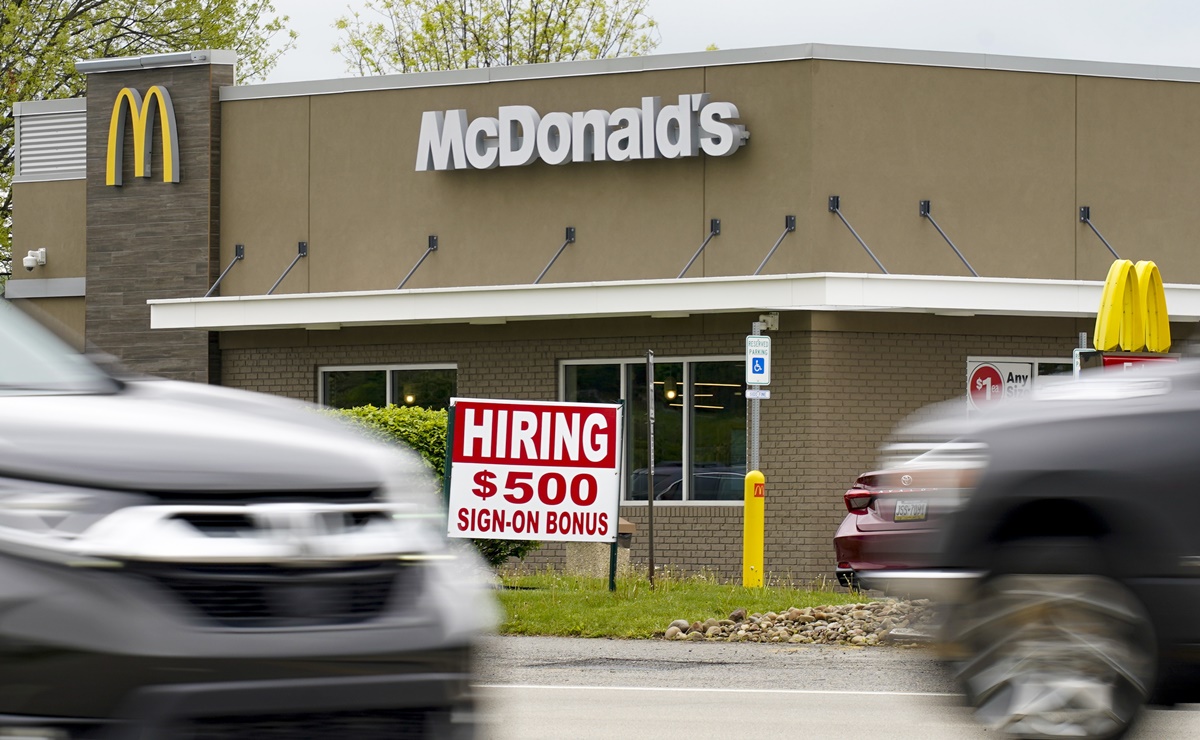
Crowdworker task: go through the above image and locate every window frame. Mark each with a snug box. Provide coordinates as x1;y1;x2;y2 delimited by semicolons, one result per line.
317;363;457;408
560;355;745;507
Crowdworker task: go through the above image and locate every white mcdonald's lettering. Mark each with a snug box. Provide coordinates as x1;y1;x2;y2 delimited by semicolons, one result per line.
1094;259;1171;353
106;86;179;186
460;407;609;462
415;94;748;171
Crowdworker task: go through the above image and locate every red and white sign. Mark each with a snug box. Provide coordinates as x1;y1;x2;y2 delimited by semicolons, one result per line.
446;398;622;542
1101;354;1178;372
967;360;1034;410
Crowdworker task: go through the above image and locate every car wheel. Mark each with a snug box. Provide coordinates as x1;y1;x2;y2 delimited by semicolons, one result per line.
950;572;1156;739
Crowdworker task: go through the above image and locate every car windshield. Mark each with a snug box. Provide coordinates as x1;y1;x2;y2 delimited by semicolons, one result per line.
0;301;118;395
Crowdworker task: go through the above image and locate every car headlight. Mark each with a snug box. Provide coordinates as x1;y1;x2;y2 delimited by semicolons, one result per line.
0;477;153;564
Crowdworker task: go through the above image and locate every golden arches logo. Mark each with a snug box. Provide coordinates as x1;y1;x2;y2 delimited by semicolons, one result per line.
106;86;179;186
1093;259;1171;353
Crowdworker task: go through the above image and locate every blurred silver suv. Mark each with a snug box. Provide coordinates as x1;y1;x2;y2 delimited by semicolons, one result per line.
0;299;495;739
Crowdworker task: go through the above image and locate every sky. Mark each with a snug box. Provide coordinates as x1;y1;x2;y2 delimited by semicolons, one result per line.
266;0;1200;84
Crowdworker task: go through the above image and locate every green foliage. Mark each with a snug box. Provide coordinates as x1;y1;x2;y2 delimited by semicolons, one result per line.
334;0;659;75
498;571;867;638
0;0;297;268
337;404;449;469
334;404;540;567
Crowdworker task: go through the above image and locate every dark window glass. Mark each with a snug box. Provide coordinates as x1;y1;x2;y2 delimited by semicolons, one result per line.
323;370;386;409
565;364;620;404
392;368;456;410
690;362;747;500
1037;362;1073;378
627;362;684;501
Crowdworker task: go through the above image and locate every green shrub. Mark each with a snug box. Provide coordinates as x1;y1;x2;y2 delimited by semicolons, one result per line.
333;405;540;567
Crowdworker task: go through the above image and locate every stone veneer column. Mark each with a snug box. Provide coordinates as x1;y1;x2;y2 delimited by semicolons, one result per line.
84;53;233;383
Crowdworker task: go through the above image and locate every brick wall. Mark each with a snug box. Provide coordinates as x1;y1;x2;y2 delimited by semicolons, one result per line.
219;322;1077;583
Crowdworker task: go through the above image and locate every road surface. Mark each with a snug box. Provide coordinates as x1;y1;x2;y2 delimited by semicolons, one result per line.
473;635;1200;739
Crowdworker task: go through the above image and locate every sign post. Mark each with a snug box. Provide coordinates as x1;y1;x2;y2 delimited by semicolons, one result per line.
445;398;623;544
745;332;771;470
743;324;771;588
646;350;656;588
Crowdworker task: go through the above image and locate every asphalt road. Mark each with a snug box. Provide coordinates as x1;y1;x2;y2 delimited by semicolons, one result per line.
473;635;1200;739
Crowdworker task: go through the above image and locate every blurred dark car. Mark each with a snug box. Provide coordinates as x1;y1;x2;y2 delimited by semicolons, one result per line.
0;300;494;739
833;445;980;588
863;365;1200;740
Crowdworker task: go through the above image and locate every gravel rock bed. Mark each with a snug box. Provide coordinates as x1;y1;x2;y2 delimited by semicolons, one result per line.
663;600;939;646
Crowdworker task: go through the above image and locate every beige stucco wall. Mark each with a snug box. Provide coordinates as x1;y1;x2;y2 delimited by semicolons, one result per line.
808;62;1078;278
215;57;1200;296
8;180;87;340
10;180;87;279
1075;75;1200;282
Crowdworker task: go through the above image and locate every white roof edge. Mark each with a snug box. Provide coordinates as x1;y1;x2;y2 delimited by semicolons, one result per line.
220;43;1200;102
147;272;1200;332
12;171;86;184
76;49;236;75
14;98;86;116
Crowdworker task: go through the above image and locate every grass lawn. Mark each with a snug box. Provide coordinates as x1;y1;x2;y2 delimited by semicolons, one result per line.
497;571;869;638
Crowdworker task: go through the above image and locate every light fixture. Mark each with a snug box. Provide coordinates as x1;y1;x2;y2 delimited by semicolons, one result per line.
665;389;677;400
404;395;416;405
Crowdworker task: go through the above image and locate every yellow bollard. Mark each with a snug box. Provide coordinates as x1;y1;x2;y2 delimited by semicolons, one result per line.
743;470;765;587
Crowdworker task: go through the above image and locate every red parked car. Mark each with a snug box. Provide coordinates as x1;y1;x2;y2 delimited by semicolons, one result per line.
834;442;984;589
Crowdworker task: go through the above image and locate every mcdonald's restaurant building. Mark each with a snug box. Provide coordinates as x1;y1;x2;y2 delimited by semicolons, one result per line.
10;45;1200;582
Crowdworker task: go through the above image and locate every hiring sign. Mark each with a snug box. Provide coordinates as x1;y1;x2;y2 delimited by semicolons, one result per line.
446;398;623;542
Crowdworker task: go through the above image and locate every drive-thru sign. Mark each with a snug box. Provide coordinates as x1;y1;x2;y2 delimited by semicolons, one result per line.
446;398;623;542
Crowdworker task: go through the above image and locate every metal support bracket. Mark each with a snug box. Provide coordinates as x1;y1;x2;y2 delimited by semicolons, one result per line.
828;196;887;274
677;219;721;279
534;227;576;284
205;244;245;297
753;215;796;275
1079;206;1121;260
267;241;307;295
919;200;978;277
397;235;439;290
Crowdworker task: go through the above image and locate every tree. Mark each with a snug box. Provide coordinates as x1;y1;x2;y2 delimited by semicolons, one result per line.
0;0;296;283
334;0;658;76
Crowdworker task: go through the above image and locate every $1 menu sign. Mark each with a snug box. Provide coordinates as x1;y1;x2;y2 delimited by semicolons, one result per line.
446;398;623;542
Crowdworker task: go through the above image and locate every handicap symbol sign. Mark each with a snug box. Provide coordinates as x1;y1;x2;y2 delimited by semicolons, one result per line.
752;357;765;374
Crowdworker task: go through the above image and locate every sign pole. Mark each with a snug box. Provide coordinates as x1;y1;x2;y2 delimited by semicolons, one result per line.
748;322;764;470
744;320;772;587
441;403;456;519
646;350;656;589
610;399;627;593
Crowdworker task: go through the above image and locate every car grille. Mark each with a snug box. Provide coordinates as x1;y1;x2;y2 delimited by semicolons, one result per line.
132;561;421;627
144;489;381;506
173;707;443;740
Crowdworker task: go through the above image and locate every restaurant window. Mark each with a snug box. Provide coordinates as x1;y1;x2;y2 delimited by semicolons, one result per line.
320;364;457;410
561;357;746;504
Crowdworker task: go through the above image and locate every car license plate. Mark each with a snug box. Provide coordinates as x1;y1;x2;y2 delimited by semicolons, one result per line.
894;499;928;522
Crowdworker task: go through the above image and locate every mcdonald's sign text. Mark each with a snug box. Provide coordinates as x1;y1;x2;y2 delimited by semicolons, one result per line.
106;86;179;186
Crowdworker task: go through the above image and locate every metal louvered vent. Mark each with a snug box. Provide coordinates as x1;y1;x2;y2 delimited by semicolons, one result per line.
14;99;87;182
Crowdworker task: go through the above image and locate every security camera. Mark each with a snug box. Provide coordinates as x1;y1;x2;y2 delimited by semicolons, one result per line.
22;248;46;271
